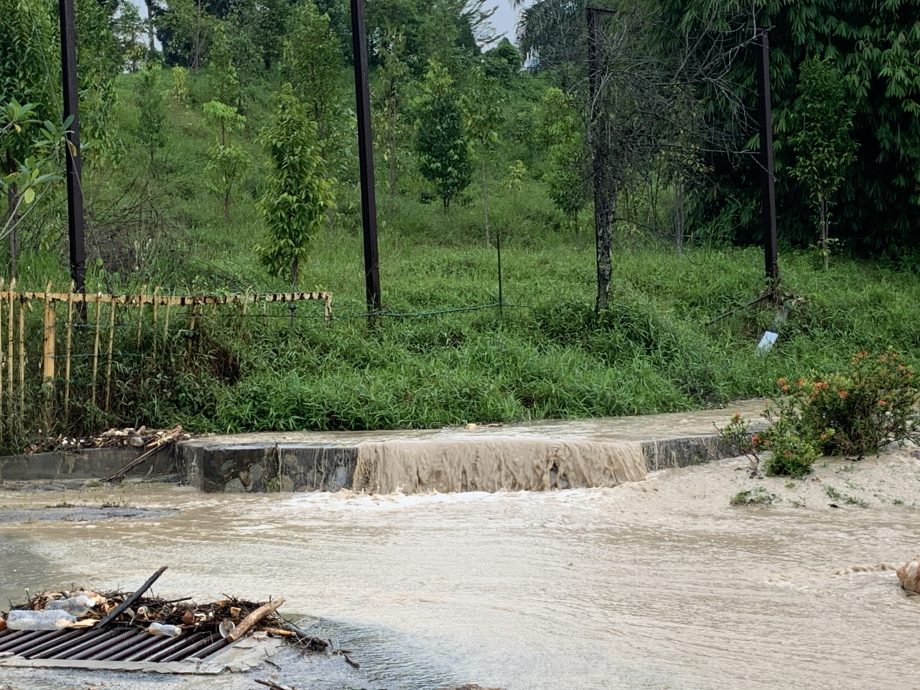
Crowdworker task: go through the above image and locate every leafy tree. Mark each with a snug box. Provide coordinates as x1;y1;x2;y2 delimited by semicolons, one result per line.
375;29;410;197
414;60;472;210
658;0;920;254
134;65;167;166
0;99;66;263
464;67;504;243
790;58;857;269
281;1;340;141
483;37;522;82
156;0;216;69
535;87;586;227
113;1;149;72
257;84;331;288
209;21;240;107
0;0;56;268
170;65;189;103
203;100;248;221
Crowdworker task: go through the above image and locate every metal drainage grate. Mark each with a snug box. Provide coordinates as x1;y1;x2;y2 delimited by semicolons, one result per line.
0;626;230;665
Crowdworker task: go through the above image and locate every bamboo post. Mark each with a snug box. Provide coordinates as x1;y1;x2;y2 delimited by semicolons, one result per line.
105;298;117;411
42;290;56;383
8;279;14;409
151;287;159;359
137;285;146;348
91;295;102;406
0;278;4;433
163;292;172;343
18;296;25;420
64;290;74;421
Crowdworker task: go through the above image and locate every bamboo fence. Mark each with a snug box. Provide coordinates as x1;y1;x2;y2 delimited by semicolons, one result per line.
0;280;332;441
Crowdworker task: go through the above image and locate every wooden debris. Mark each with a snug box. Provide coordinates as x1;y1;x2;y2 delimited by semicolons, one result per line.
97;566;169;629
228;598;286;642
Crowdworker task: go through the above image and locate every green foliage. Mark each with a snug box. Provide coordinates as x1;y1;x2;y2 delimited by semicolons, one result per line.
209;21;240;107
202;100;248;221
375;29;410;197
535;87;586;226
257;84;331;288
790;352;920;458
414;60;472;210
790;58;857;268
134;65;167;165
170;66;190;103
0;0;57;171
112;0;148;72
281;1;340;131
660;0;920;254
0;99;66;238
726;351;919;480
483;38;522;82
730;487;777;506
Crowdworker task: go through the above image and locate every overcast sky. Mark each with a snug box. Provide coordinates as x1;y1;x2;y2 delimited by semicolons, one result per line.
486;0;524;42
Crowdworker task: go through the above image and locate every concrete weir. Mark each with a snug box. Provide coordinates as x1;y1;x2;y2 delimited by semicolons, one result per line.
178;403;763;494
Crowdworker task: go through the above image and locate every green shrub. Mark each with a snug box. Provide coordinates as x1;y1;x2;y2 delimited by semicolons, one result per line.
723;351;919;480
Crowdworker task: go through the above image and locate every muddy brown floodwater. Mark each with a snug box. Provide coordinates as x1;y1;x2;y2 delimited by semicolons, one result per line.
1;450;919;689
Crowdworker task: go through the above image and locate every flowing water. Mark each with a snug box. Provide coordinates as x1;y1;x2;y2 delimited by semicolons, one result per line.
1;450;919;689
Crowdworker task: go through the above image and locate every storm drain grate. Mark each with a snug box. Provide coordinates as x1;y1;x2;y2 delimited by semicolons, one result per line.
0;626;230;664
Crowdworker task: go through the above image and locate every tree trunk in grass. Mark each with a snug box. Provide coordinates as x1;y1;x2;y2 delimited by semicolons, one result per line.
594;190;614;314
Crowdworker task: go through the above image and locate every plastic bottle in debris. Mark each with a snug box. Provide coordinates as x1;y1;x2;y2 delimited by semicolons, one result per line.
148;622;182;637
6;609;77;631
45;595;95;616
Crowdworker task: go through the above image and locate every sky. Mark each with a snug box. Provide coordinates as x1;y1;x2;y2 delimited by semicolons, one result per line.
486;0;524;42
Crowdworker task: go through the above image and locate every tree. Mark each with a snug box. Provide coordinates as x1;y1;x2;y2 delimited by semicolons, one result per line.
790;58;857;269
0;99;66;261
257;84;331;289
658;0;920;254
203;100;248;221
375;29;410;197
535;86;586;228
414;60;472;210
0;0;56;270
281;2;340;140
464;66;504;243
209;21;240;107
113;1;148;72
170;65;189;103
134;65;167;166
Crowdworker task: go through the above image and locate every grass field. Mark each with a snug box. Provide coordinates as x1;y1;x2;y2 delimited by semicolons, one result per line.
5;71;920;445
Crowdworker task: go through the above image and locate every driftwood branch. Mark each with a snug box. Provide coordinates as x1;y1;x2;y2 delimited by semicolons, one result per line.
97;566;168;629
254;680;297;690
228;597;285;642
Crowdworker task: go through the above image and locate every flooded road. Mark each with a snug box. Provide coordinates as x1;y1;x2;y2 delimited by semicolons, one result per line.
1;451;919;689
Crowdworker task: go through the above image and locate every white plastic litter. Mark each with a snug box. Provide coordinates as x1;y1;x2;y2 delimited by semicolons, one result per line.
6;609;77;631
147;622;182;637
45;595;96;616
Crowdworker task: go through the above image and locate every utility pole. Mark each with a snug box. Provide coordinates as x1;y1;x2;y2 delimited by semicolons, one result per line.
350;0;382;316
586;6;614;314
58;0;86;294
755;28;779;290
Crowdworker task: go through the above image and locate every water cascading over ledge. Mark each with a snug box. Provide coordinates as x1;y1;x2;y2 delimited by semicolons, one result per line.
351;438;647;493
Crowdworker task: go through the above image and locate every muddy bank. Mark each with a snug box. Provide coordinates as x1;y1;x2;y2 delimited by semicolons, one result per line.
1;449;919;688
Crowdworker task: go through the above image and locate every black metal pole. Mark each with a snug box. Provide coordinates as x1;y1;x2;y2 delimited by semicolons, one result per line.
350;0;381;315
755;28;779;286
58;0;86;294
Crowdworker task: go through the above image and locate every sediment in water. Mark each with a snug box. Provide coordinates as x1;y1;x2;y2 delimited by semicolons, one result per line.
352;438;647;494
